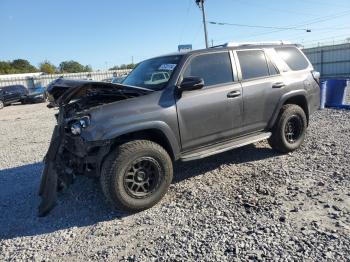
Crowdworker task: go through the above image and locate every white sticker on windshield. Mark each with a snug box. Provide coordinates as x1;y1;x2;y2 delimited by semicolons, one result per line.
159;64;177;71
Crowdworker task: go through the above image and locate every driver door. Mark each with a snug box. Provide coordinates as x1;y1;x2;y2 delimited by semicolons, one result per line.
176;51;243;151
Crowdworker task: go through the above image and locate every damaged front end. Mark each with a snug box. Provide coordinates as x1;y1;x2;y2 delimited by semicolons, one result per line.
38;78;151;216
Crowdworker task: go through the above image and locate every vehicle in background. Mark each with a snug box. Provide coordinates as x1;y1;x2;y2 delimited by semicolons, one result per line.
0;85;48;109
0;85;28;109
22;86;47;104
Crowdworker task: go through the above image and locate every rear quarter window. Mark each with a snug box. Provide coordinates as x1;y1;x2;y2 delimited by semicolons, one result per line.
275;47;309;71
237;50;270;80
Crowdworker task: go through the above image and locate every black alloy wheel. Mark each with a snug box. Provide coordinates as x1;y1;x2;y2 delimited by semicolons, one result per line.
268;104;307;153
100;140;173;212
284;115;303;144
123;157;161;198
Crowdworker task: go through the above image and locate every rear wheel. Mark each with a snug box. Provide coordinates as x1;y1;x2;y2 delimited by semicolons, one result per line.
268;104;307;153
0;100;4;109
100;140;173;212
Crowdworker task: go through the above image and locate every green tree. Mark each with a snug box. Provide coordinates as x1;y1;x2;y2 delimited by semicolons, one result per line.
126;63;136;69
109;65;120;70
84;65;92;72
59;60;92;73
109;64;136;71
0;61;15;74
11;59;38;73
39;60;57;74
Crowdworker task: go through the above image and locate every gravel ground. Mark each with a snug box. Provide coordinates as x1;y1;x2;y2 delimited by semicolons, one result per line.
0;103;349;261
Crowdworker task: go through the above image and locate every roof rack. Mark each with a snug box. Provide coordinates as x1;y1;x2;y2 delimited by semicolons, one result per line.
211;40;292;48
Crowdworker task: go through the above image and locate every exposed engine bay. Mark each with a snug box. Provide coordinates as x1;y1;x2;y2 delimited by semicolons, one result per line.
38;78;152;216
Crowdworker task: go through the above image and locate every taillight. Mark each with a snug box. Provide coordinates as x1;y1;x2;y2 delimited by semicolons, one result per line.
312;70;320;85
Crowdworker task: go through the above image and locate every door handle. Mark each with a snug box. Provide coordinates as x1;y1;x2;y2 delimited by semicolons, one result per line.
272;82;285;88
227;90;241;98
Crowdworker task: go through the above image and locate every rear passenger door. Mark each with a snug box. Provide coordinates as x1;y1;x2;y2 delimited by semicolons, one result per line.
176;51;243;151
235;49;284;133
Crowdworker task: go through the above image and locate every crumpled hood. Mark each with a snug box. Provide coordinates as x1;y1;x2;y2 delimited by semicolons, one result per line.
47;78;152;107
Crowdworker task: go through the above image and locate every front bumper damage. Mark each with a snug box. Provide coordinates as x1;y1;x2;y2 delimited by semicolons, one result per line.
38;78;150;216
38;125;111;217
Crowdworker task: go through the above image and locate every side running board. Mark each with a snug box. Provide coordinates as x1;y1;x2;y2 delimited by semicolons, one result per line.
180;132;271;162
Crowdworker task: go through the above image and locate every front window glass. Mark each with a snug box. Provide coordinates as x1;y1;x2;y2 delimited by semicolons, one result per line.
123;55;182;90
183;52;234;87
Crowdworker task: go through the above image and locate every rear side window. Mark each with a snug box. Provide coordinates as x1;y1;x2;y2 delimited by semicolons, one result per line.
183;52;233;86
275;47;309;71
237;50;269;80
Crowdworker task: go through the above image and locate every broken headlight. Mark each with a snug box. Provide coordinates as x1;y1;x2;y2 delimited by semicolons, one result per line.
69;116;91;135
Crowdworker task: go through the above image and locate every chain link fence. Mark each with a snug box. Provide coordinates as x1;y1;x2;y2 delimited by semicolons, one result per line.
0;69;131;91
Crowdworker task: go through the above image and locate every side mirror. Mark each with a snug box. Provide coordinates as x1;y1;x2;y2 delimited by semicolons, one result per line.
179;76;204;91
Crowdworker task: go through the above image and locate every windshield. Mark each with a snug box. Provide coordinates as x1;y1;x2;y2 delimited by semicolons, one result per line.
123;55;182;91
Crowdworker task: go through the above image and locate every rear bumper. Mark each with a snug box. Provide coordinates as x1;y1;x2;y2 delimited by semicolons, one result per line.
38;126;111;216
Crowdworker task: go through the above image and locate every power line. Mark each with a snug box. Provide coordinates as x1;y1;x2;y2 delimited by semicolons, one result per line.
208;21;311;32
242;9;350;39
209;10;350;46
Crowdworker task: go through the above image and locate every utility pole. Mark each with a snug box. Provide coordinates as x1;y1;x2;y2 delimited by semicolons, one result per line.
196;0;209;48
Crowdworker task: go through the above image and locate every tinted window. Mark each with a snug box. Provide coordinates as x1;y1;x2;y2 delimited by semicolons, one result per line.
275;47;309;71
183;52;233;86
237;50;269;80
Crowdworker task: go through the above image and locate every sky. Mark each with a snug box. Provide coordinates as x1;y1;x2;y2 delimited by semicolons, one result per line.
1;0;350;70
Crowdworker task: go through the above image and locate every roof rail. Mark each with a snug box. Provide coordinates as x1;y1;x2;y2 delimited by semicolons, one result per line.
211;40;292;48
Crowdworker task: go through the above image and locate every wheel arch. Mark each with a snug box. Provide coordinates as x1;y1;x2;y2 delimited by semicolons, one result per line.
268;90;309;129
111;128;177;161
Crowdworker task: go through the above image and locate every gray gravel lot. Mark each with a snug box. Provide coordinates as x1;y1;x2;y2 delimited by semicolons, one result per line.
0;103;349;261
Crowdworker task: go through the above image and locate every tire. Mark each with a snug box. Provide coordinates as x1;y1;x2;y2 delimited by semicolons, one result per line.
100;140;173;212
0;100;3;109
268;104;307;153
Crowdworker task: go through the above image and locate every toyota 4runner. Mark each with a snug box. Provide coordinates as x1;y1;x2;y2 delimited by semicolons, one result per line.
39;42;320;216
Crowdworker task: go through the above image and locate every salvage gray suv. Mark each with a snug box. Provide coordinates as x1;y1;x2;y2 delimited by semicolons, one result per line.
39;42;320;216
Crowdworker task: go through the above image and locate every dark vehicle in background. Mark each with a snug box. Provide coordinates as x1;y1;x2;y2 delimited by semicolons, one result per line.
0;85;47;109
23;86;47;104
0;85;28;109
39;42;320;216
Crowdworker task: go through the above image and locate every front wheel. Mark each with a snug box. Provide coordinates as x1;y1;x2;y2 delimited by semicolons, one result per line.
100;140;173;212
268;104;307;153
0;100;4;109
